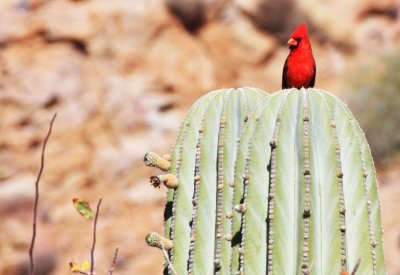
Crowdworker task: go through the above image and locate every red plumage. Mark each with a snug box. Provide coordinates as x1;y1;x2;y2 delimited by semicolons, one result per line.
282;23;316;89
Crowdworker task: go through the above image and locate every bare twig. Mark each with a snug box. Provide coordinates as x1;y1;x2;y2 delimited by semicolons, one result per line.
351;258;361;275
161;243;177;275
29;113;57;275
107;247;119;275
90;198;103;274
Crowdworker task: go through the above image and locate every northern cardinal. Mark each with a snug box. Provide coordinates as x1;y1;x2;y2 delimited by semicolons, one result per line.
282;23;316;89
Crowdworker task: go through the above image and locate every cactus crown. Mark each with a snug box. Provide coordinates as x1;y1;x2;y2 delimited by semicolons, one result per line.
145;88;386;275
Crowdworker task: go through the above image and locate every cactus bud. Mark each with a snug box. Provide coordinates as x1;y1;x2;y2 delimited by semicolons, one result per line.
145;232;173;250
144;152;171;171
150;174;178;188
234;204;247;213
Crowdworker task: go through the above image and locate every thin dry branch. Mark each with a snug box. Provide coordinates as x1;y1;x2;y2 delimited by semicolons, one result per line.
107;247;119;275
162;243;177;275
29;113;57;275
90;198;103;274
351;258;361;275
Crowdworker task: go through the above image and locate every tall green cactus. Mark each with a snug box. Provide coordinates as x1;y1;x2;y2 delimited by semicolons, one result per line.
145;88;386;275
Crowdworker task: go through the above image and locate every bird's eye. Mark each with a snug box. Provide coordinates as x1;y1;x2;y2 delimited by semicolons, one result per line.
295;38;301;43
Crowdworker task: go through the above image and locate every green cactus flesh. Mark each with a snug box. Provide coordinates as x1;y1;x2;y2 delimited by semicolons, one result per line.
149;88;385;275
165;87;266;275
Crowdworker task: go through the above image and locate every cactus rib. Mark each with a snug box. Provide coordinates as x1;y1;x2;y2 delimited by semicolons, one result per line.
317;91;348;270
229;93;277;274
213;93;230;274
187;91;221;273
320;90;386;274
301;90;311;273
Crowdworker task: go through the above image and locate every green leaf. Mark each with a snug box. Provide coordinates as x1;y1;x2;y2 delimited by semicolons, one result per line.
73;198;94;219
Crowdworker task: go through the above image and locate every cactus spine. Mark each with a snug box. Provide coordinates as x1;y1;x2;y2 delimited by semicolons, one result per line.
145;88;386;275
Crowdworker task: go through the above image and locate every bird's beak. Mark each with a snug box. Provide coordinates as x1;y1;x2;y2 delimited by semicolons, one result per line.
287;38;298;47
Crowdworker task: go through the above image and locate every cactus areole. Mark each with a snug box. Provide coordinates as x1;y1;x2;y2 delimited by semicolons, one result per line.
144;88;386;275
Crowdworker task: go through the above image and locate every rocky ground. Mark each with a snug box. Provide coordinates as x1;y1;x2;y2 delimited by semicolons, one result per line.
0;0;399;274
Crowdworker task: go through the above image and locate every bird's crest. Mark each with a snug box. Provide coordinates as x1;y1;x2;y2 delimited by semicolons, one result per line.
290;22;308;39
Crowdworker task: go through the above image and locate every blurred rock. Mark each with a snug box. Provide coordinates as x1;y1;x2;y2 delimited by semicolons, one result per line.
166;0;206;33
0;174;36;200
199;17;276;65
125;180;163;204
10;253;56;275
0;6;43;43
379;168;400;274
165;0;230;33
236;0;304;41
145;26;217;98
38;0;93;41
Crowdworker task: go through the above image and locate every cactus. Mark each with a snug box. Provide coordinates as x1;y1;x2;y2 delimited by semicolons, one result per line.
145;88;386;275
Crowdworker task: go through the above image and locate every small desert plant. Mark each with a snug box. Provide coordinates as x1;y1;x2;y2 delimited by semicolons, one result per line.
69;197;120;275
28;115;118;275
29;114;57;275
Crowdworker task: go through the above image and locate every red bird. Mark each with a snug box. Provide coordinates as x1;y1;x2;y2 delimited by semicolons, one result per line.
282;23;316;89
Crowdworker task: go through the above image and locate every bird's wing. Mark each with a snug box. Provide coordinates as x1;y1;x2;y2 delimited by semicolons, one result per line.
310;58;316;88
282;57;289;89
